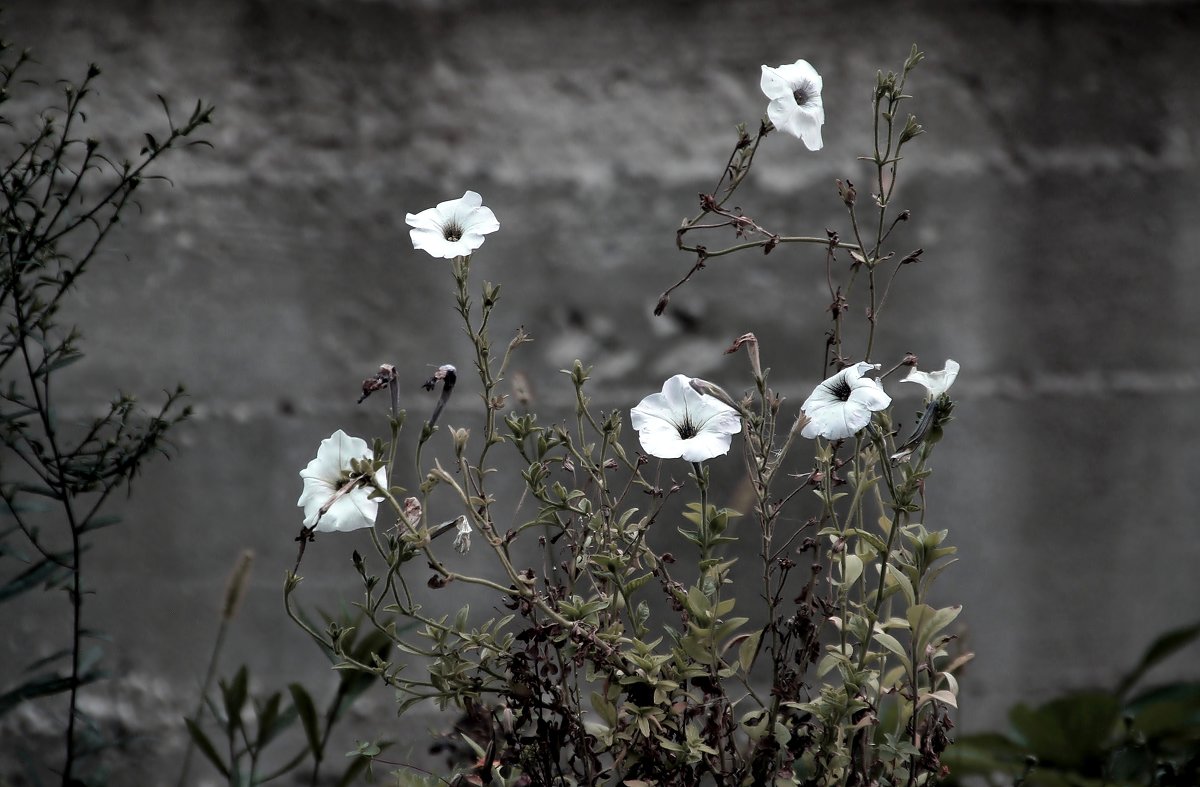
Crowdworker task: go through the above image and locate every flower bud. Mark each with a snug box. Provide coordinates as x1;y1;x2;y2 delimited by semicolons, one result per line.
899;115;925;144
836;179;857;208
221;550;254;621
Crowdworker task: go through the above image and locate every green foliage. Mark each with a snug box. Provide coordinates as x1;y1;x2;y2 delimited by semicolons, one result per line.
943;621;1200;786
181;620;393;786
0;26;211;784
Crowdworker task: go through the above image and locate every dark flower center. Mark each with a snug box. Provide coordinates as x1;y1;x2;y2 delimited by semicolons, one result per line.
792;80;814;107
442;220;464;242
822;377;852;402
676;416;698;440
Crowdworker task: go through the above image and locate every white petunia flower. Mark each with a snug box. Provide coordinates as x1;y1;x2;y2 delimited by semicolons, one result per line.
801;362;891;440
630;374;742;462
760;59;825;151
405;190;500;259
297;430;387;533
901;359;960;400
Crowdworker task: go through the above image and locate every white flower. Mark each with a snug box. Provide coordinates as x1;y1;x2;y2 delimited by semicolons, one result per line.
405;190;500;259
297;430;387;533
901;359;960;400
452;516;472;554
760;59;825;151
630;374;742;462
801;362;891;440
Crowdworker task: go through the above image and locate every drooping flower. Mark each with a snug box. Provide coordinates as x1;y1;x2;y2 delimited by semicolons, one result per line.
406;190;500;259
801;362;891;440
297;430;387;533
452;516;472;554
901;359;960;400
760;59;825;151
630;374;742;462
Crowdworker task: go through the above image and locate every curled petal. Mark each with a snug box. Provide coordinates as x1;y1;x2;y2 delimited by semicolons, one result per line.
902;359;960;398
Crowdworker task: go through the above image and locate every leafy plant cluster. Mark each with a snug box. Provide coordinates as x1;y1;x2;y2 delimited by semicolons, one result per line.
285;46;968;787
0;34;210;784
943;621;1200;787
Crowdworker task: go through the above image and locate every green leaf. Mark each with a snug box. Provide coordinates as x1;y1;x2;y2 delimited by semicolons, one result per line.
254;692;295;749
0;673;76;716
0;557;72;603
330;627;393;721
872;631;912;673
851;527;888;553
19;647;75;674
1116;620;1200;697
288;682;322;753
685;586;711;621
220;665;248;726
737;630;762;673
1125;681;1200;740
884;563;916;608
78;514;121;533
590;691;618;726
185;718;230;777
1008;690;1120;770
908;604;961;653
336;748;375;787
939;732;1026;778
842;554;863;587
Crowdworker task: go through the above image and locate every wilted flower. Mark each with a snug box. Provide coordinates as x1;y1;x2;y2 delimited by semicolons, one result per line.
801;362;891;440
297;430;387;533
901;359;960;400
630;374;742;462
405;190;499;259
452;516;472;554
760;59;825;151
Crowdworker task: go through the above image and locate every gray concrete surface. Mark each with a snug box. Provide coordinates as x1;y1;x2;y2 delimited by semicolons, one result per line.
2;0;1199;783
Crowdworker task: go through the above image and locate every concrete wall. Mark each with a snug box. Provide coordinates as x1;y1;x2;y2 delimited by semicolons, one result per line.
2;0;1199;781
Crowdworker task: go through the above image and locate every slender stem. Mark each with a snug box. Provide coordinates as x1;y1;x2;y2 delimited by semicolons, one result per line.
680;235;860;259
176;615;231;787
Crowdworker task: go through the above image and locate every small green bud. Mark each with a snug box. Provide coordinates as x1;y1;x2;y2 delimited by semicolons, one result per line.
899;115;924;144
450;426;470;457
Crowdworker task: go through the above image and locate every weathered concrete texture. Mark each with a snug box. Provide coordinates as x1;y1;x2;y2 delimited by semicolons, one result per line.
1;0;1199;781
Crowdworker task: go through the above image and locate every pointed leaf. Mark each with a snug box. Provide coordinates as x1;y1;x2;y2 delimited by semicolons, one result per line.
1117;620;1200;696
288;683;321;753
872;631;912;673
842;554;863;587
885;563;915;607
185;718;230;777
220;665;248;726
0;558;71;603
737;630;762;673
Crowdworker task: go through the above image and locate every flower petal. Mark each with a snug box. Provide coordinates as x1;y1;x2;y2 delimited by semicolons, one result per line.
901;359;960;398
775;59;823;95
433;190;475;216
460;204;500;236
760;65;792;100
679;431;734;462
781;107;823;151
849;384;892;412
635;421;686;459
